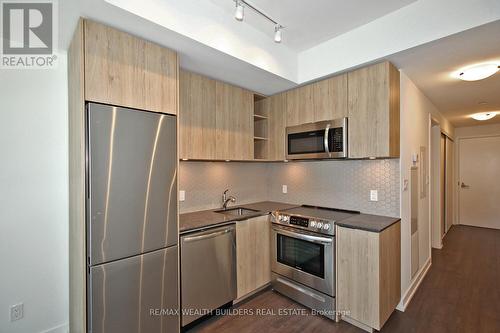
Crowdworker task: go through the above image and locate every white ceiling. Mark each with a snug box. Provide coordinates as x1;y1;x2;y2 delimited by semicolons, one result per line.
390;20;500;127
59;0;500;128
210;0;417;51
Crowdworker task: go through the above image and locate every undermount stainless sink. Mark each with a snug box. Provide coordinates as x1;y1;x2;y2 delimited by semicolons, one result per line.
215;207;259;216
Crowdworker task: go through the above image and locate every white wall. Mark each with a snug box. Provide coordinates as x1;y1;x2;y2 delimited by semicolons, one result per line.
298;0;500;82
0;54;69;333
398;71;454;309
455;123;500;138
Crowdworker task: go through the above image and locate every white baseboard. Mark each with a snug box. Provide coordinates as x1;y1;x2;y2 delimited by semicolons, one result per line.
432;243;443;250
396;257;431;312
341;315;373;333
39;323;68;333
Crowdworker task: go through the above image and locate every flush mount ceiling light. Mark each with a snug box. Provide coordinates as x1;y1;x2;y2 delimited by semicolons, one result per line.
470;112;498;121
233;0;284;44
455;63;499;81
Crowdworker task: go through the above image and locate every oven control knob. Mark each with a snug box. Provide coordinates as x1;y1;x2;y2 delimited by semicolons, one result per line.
323;224;331;230
317;222;323;229
310;221;316;227
283;215;289;222
278;215;283;222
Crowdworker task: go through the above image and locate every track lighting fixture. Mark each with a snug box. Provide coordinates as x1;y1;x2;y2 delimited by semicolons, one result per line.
233;0;284;44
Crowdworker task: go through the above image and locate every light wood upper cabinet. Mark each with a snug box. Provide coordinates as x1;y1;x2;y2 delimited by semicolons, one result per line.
179;70;216;159
84;20;178;114
285;85;314;127
348;62;400;158
312;74;348;122
337;222;401;331
215;81;254;160
285;74;347;127
255;93;286;161
236;216;271;299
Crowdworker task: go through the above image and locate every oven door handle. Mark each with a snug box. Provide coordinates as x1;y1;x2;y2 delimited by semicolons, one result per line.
273;226;333;245
324;123;331;157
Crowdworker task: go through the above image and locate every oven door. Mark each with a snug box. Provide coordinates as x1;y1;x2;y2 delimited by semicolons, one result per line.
286;118;347;160
271;225;334;296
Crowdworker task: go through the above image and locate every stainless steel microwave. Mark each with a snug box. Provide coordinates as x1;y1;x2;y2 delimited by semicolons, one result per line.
286;118;347;160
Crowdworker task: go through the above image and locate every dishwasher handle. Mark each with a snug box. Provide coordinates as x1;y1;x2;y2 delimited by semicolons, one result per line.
182;226;234;243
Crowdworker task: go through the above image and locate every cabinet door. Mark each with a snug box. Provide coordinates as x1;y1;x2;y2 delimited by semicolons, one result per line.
236;216;271;299
313;74;347;122
263;93;286;161
348;62;400;158
285;85;314;127
216;82;254;160
236;219;254;298
84;20;178;114
253;215;271;289
179;70;216;159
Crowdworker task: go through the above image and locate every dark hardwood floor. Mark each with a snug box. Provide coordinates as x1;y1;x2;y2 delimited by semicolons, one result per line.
187;225;500;333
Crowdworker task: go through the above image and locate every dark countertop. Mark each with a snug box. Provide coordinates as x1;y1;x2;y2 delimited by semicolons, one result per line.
179;201;299;234
180;201;400;234
336;214;401;233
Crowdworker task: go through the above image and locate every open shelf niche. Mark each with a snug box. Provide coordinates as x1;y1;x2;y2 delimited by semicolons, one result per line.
253;94;269;160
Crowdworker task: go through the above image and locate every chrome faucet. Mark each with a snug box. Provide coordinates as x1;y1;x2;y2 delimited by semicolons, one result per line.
222;189;236;210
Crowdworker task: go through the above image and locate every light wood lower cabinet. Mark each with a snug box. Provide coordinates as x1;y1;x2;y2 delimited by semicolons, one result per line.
236;215;271;299
337;222;401;331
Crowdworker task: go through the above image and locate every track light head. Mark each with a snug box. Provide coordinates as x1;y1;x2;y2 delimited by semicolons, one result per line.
235;1;244;21
274;25;282;43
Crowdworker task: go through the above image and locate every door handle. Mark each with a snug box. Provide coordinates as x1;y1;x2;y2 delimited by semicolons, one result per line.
461;182;470;189
182;227;233;243
324;124;331;157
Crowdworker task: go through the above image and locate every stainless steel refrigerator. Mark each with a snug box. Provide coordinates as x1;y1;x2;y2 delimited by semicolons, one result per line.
86;103;178;333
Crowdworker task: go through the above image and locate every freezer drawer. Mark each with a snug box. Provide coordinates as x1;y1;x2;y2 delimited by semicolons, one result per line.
88;246;178;333
181;225;236;326
87;103;177;265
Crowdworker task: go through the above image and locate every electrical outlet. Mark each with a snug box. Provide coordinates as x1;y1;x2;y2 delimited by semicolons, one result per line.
370;190;378;202
282;185;287;194
179;190;185;202
10;303;23;322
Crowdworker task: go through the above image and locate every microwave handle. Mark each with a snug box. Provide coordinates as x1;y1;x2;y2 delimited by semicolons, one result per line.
324;124;331;157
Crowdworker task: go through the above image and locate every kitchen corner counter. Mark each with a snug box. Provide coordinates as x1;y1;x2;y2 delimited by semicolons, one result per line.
179;201;299;234
336;214;401;233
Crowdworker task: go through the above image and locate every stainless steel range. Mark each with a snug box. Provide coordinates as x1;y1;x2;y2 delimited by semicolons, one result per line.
270;205;359;320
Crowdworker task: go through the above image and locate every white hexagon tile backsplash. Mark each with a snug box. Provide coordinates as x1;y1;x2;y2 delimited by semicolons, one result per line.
180;159;400;217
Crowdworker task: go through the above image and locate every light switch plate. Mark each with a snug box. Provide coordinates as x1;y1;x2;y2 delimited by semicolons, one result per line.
10;303;23;322
370;190;378;202
179;190;185;202
282;185;287;194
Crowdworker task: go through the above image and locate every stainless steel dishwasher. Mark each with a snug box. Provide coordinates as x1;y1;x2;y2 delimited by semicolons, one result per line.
180;224;236;327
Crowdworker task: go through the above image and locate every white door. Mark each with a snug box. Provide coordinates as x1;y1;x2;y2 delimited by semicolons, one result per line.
459;136;500;229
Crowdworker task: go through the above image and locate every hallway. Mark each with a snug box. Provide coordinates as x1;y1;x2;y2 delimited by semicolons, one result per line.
188;225;500;333
383;225;500;332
